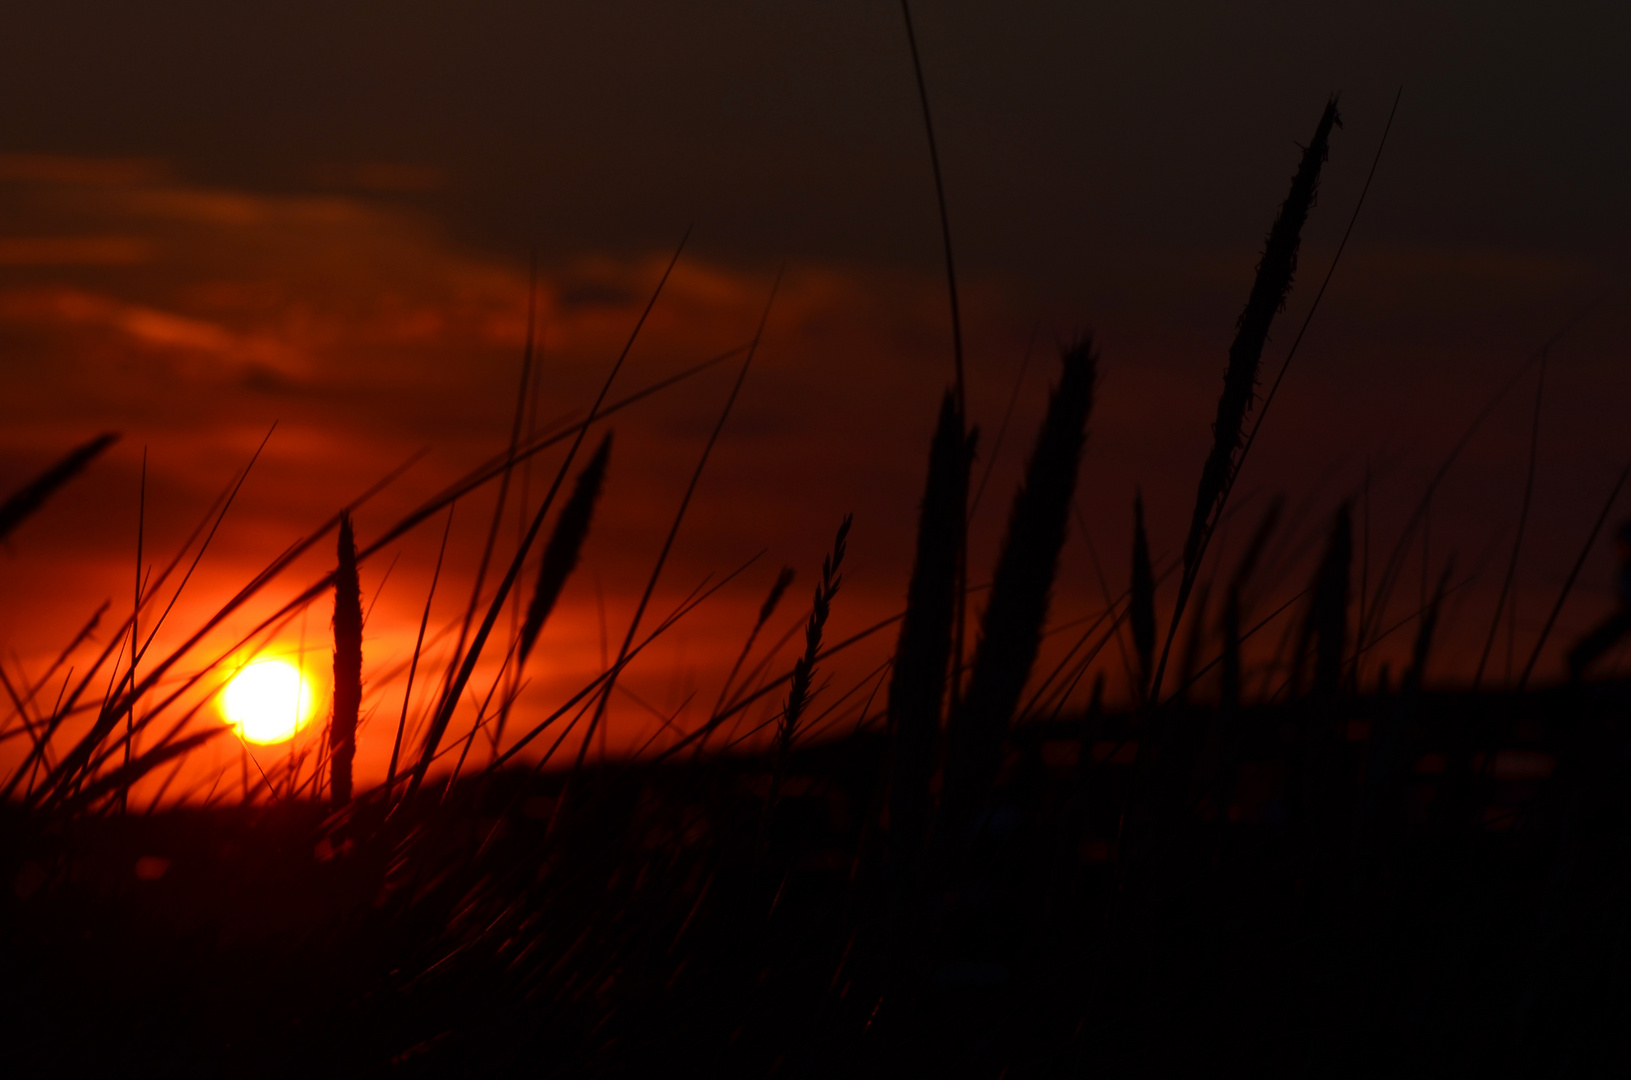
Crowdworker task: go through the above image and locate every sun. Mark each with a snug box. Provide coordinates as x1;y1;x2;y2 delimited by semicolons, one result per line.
220;659;316;745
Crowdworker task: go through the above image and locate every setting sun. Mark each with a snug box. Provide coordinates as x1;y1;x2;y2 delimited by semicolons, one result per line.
220;659;316;745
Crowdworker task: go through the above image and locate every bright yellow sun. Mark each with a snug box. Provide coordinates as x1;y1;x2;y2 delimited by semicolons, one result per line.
220;659;315;745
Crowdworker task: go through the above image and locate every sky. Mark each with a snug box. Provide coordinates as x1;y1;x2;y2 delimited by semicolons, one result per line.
0;1;1628;799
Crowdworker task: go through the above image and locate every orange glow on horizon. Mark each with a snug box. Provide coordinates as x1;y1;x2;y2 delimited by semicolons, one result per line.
219;659;317;745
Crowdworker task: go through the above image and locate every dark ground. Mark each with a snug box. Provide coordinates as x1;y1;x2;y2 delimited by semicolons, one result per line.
6;681;1631;1077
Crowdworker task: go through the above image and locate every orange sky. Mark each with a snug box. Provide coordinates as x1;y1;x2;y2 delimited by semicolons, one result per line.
1;149;1628;808
1;3;1628;805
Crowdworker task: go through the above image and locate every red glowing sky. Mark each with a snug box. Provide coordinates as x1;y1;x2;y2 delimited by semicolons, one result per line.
0;2;1628;798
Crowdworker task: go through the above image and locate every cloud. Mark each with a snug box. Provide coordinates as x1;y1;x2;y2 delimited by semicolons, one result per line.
0;154;170;186
0;236;153;266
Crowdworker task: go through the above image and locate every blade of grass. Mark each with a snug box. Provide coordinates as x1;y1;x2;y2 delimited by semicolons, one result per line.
443;260;540;725
565;269;783;794
517;433;612;668
408;231;695;799
0;432;118;543
330;513;362;807
1474;353;1547;688
697;566;795;761
886;390;974;861
1518;453;1631;690
388;503;455;791
119;447;146;814
1155;97;1342;707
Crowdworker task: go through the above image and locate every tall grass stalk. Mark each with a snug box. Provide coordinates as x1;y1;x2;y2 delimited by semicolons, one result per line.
1130;490;1157;702
1071;502;1141;703
897;0;974;743
442;263;539;726
1218;497;1283;712
518;432;612;667
330;513;363;807
117;352;729;777
1176;584;1209;704
969;330;1037;520
944;337;1096;826
1517;453;1631;690
1474;355;1546;688
697;565;795;759
489;553;766;775
767;515;851;833
886;392;972;861
1304;504;1352;702
1154;97;1341;706
1224;92;1400;527
897;0;964;413
1355;297;1604;672
1405;560;1454;693
120;449;146;814
565;270;782;788
0;432;118;544
404;231;692;800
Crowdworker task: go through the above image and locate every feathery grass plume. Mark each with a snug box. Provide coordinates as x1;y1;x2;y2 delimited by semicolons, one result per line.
518;433;612;668
1182;98;1340;578
1148;97;1341;714
0;432;118;544
945;336;1097;821
886;391;972;861
330;513;362;807
767;516;851;826
1130;490;1157;700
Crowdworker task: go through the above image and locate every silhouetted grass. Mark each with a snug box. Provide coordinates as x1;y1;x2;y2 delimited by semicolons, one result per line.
944;336;1095;828
0;433;118;544
1302;503;1352;703
518;432;612;667
330;513;362;807
1130;489;1156;701
1159;96;1342;701
886;391;970;864
7;97;1631;1080
767;514;850;830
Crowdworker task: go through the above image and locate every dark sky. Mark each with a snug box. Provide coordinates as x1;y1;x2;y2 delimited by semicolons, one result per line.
0;1;1628;788
5;1;1627;270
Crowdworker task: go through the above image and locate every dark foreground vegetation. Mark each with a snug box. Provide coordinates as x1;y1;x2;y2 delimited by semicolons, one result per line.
3;84;1627;1076
6;680;1631;1076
